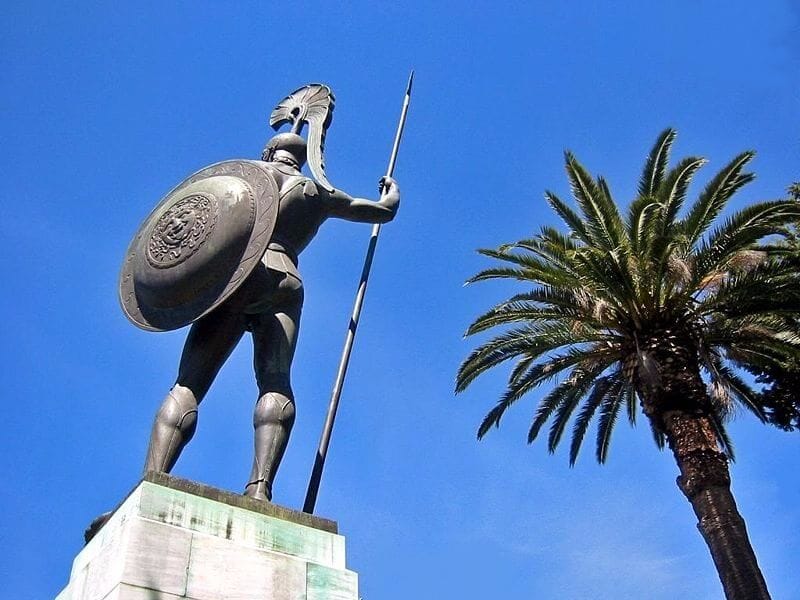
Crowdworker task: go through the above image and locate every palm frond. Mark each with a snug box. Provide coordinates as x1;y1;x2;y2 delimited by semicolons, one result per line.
627;195;661;254
625;383;637;425
656;156;707;236
694;200;800;282
506;287;592;312
638;128;676;198
568;373;623;465
714;365;766;421
572;248;642;320
680;152;755;246
545;191;591;243
596;393;625;463
709;410;736;461
469;247;581;288
456;326;550;392
475;349;613;438
527;360;609;443
466;266;538;284
564;151;625;250
509;356;535;385
548;367;611;453
465;303;592;336
700;259;800;317
649;418;666;449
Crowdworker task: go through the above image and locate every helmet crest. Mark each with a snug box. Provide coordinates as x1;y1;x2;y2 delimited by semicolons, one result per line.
270;84;335;192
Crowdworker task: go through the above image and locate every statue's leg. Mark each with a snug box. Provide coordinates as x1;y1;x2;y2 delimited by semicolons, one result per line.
144;309;247;474
244;284;303;502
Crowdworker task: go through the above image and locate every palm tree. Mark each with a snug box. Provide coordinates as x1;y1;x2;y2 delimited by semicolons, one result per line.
456;129;800;600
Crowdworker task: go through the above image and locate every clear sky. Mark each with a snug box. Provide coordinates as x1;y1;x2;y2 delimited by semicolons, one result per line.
1;2;798;599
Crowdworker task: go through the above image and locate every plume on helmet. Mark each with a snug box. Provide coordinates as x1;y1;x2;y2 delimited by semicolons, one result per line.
270;84;335;192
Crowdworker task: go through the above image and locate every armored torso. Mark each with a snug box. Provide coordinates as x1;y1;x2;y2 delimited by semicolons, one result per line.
264;162;330;259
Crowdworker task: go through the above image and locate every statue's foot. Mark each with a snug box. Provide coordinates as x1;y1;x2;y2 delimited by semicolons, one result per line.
84;511;112;544
243;480;272;502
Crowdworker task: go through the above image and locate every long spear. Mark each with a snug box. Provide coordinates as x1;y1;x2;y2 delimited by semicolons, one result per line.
303;72;414;514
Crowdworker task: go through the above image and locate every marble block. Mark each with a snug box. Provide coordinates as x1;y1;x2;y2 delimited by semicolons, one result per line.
56;473;358;600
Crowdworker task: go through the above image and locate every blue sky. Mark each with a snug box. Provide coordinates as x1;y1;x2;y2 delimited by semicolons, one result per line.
1;2;798;598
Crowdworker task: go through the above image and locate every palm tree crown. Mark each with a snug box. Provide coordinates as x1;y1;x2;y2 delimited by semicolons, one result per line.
457;128;800;464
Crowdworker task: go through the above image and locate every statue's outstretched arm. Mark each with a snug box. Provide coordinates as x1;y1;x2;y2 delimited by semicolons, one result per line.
326;177;400;224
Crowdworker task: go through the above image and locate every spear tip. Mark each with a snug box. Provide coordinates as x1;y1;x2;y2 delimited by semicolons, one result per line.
406;70;414;95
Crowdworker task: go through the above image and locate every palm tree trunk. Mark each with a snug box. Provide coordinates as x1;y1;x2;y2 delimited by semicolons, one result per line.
660;409;770;600
638;331;770;599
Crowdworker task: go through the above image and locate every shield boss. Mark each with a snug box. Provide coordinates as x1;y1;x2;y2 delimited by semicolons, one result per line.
119;160;279;331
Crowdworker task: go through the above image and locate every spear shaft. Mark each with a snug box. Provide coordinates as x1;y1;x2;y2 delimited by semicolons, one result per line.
303;72;413;514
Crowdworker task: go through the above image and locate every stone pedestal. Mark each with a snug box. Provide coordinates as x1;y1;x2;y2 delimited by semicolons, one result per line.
56;473;358;600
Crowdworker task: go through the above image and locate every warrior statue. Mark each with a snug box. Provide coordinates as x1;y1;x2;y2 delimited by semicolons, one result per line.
118;84;400;503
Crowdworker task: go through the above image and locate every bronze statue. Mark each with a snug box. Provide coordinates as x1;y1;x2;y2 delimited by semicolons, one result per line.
120;84;400;503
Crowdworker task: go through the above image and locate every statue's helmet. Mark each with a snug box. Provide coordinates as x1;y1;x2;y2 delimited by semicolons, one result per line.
262;132;307;168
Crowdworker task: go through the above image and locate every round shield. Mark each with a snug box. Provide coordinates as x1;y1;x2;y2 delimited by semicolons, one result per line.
119;160;279;331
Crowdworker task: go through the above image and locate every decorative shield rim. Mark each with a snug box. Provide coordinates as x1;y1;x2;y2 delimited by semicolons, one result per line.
118;160;279;332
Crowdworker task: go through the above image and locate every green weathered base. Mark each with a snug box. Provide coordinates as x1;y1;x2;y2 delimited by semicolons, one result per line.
56;473;358;600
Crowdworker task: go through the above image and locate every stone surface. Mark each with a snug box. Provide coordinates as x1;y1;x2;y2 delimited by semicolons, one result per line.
57;475;357;600
307;564;359;600
185;533;306;600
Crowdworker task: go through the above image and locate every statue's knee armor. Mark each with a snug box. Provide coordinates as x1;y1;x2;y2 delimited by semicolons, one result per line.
253;391;295;430
246;392;296;500
156;387;198;440
145;387;199;474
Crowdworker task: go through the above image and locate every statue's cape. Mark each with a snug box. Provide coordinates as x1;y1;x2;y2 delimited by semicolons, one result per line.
119;160;280;331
